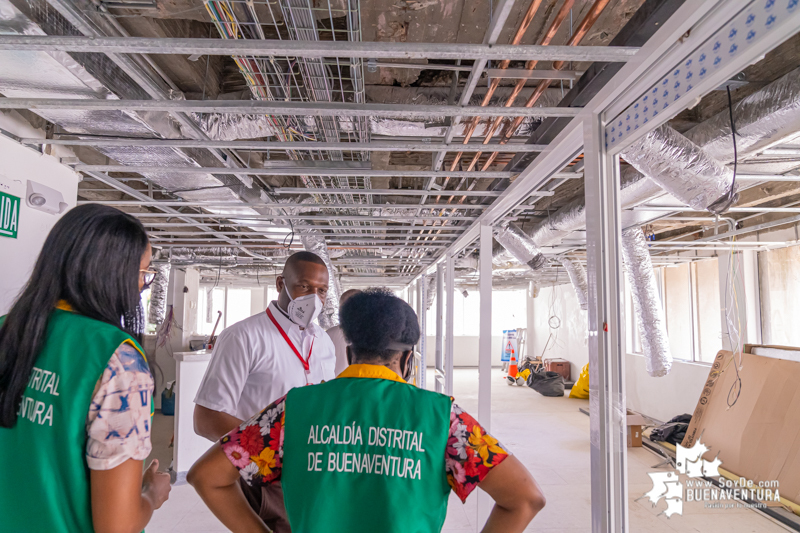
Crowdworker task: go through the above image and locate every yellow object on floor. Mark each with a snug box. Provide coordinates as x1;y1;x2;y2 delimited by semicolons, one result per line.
569;363;590;399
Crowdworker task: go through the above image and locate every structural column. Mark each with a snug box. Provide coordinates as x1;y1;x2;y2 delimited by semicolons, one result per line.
435;262;445;393
583;114;629;532
477;223;494;529
418;275;427;390
445;253;455;397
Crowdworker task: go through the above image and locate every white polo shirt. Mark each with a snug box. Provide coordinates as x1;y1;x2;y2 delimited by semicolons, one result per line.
195;301;336;421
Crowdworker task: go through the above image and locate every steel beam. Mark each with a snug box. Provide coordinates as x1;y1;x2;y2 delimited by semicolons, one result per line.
0;99;582;119
74;164;518;179
22;137;548;153
133;213;482;222
485;68;584;80
0;35;640;62
81;171;274;258
76;200;553;210
138;222;466;230
274;188;506;197
633;206;800;213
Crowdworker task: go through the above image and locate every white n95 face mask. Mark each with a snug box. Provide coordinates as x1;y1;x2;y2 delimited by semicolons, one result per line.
284;285;323;328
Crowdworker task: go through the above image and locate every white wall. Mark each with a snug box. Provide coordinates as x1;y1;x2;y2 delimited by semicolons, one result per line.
625;354;710;423
0;116;79;314
527;281;711;422
425;335;503;368
529;283;589;381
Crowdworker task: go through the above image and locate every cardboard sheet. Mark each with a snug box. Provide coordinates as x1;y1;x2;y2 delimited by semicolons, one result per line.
682;350;800;504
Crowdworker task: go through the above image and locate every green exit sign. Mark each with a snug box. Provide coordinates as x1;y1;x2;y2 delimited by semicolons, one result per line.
0;191;20;239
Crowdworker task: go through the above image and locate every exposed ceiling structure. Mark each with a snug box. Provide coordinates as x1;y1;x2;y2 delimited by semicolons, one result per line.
1;0;799;293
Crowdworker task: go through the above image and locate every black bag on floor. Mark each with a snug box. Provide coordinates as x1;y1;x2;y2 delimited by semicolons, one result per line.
650;414;692;445
526;370;565;397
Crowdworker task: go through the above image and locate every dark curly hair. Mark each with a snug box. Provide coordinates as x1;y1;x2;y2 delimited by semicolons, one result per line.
340;288;420;362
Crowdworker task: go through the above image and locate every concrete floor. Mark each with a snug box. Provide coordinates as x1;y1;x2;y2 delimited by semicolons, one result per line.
145;369;793;532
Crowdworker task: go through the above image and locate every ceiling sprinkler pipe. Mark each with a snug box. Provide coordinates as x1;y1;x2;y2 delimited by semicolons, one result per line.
621;227;672;377
494;221;546;270
559;258;588;311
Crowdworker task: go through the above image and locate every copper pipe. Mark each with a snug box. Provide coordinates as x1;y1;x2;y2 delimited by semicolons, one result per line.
432;0;544;204
553;0;613;70
427;0;612;245
473;0;614;168
403;0;548;274
458;0;577;179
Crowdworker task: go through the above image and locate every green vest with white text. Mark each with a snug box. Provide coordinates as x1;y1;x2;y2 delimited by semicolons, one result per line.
281;376;452;533
0;309;147;532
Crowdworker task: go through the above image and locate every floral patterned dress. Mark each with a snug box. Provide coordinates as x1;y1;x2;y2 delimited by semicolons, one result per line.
221;395;509;503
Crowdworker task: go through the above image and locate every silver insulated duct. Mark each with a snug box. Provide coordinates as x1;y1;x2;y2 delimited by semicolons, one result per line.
621;125;736;213
620;227;671;377
300;230;341;330
148;263;171;326
494;221;546;270
560;258;589;311
685;66;800;162
425;273;436;311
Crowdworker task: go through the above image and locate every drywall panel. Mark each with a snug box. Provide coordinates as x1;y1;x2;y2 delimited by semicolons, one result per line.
529;283;589;380
425;335;502;368
625;353;710;423
0;134;79;315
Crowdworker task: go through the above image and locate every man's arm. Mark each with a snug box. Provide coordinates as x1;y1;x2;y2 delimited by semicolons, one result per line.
194;405;244;442
193;328;250;441
478;455;546;533
187;445;269;533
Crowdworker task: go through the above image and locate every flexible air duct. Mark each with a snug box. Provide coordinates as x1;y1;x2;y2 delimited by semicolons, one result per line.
494;221;547;270
622;125;736;213
148;263;171;326
425;273;436;311
685;66;800;162
620;227;671;377
515;65;800;251
300;230;341;330
560;258;589;311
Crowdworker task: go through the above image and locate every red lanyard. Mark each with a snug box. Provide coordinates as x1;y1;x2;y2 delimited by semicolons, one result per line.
267;308;314;375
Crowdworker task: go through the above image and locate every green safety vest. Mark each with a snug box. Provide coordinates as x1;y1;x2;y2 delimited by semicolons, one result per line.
281;366;453;533
0;307;147;532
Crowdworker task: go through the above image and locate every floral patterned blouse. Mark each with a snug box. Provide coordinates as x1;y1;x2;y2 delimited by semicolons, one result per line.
220;386;509;503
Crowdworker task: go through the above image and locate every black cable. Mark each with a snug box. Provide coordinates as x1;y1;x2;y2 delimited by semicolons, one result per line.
168;184;236;194
724;86;743;409
726;86;738;204
212;255;222;290
283;220;295;249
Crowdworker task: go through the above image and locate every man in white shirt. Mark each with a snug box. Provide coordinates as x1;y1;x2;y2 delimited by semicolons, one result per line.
193;251;336;532
326;289;361;375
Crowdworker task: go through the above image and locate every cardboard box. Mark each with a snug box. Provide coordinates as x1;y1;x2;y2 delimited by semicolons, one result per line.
627;410;646;448
544;358;570;381
683;350;800;505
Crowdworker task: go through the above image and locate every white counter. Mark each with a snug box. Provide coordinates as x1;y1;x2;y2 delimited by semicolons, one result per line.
171;350;213;483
